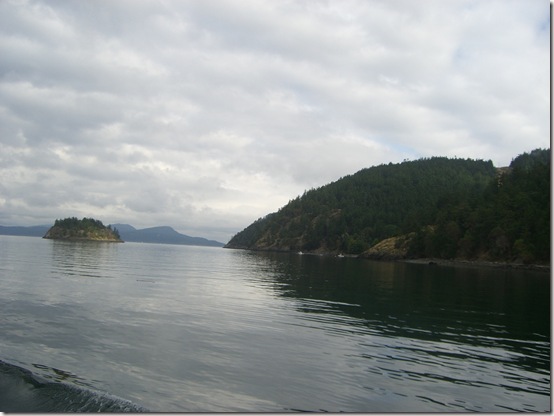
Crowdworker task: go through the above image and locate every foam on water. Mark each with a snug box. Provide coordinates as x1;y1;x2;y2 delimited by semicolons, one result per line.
0;360;148;412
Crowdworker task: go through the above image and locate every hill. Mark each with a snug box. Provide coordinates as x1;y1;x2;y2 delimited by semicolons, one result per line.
110;224;224;247
225;149;550;265
43;217;123;242
0;225;50;237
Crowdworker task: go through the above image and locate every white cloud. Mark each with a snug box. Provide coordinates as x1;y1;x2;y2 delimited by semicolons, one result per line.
0;0;549;243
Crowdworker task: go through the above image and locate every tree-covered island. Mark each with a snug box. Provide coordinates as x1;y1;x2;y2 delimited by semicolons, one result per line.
43;217;123;242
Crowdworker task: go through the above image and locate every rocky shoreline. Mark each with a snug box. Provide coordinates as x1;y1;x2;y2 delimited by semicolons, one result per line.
401;258;550;272
233;246;550;273
43;235;123;242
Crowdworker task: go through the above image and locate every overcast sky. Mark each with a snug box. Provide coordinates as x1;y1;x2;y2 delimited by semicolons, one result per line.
0;0;549;243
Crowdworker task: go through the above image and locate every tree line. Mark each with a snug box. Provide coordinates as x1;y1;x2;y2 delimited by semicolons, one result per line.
53;217;121;240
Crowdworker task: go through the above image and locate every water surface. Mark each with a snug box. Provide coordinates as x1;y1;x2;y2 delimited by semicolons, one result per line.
0;236;549;412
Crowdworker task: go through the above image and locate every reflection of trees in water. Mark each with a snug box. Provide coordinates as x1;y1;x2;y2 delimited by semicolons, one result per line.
49;240;120;279
244;251;550;371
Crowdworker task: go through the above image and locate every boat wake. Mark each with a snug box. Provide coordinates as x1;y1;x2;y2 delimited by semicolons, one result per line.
0;360;148;412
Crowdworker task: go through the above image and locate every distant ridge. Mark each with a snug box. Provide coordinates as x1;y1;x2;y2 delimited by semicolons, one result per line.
110;224;224;247
0;225;50;237
0;223;224;248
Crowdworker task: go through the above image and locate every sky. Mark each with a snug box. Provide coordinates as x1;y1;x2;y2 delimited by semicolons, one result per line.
0;0;550;243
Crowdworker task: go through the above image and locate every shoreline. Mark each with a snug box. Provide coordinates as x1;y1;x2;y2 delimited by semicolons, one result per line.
226;246;550;273
43;236;124;243
400;257;550;273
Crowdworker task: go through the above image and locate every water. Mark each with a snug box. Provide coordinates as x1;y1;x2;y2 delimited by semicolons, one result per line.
0;235;549;412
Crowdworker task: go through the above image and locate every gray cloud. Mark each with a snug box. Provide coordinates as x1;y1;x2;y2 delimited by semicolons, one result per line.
0;0;549;243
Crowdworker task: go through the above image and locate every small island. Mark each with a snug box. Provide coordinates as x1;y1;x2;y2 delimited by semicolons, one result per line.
43;217;123;242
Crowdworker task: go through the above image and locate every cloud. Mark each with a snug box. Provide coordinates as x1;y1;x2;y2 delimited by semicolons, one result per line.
0;0;549;242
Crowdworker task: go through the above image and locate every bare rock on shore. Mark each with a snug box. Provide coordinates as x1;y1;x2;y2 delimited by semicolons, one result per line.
359;234;414;260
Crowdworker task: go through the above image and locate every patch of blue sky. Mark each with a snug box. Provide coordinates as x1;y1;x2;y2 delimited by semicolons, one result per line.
384;142;419;160
537;14;550;34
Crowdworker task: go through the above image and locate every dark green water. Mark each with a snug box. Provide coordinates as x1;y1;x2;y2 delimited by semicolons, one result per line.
0;236;550;412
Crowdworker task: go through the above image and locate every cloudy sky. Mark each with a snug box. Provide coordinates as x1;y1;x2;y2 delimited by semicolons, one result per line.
0;0;549;243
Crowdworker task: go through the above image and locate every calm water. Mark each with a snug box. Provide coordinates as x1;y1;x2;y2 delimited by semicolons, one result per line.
0;235;550;412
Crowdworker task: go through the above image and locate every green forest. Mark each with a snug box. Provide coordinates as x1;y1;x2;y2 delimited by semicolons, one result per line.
226;149;550;264
44;217;122;241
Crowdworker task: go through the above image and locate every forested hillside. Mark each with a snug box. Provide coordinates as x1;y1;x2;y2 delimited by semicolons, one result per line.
225;149;550;264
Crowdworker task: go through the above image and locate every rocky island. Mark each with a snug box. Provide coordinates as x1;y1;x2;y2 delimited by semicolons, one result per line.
43;217;123;242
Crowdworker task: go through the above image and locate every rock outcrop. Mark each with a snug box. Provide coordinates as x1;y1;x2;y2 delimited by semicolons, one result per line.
358;234;414;260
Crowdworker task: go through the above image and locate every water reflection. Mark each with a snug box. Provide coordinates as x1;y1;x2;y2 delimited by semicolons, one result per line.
49;240;121;279
239;251;550;411
248;251;549;343
1;236;549;412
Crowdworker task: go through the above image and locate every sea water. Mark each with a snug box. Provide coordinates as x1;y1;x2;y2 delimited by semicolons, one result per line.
0;235;549;412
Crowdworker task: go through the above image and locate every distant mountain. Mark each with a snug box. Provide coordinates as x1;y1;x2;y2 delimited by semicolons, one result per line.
0;225;50;237
110;223;137;233
110;224;224;247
